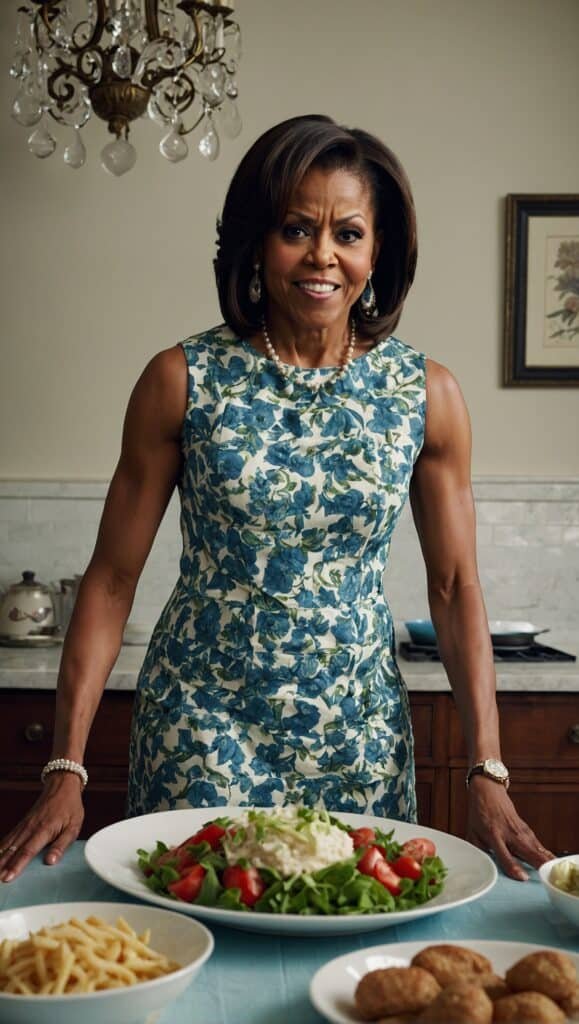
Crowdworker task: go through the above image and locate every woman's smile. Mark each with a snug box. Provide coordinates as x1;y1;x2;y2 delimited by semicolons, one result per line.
293;277;341;299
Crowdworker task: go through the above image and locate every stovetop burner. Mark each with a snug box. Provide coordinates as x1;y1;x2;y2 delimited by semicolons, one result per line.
399;641;576;663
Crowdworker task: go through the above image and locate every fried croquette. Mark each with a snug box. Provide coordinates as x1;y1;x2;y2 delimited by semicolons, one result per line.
505;951;577;1002
411;944;493;988
493;990;566;1023
375;1016;416;1024
355;966;441;1020
560;984;579;1022
465;971;509;1001
414;980;493;1023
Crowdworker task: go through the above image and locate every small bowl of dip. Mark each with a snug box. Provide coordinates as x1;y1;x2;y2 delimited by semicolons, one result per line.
539;854;579;930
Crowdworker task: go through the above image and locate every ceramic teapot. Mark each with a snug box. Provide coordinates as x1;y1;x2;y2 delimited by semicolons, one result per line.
0;571;56;639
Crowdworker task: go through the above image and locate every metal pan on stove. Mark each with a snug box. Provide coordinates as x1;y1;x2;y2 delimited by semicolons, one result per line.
404;619;549;650
488;621;549;649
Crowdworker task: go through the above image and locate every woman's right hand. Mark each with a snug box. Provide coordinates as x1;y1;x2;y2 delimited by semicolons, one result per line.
0;773;84;883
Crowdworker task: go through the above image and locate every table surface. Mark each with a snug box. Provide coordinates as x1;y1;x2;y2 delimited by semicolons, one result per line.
1;843;577;1024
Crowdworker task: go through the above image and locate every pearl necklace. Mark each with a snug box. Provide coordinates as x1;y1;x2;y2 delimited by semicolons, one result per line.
261;317;356;390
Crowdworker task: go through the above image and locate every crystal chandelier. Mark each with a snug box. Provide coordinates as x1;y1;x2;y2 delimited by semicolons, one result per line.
10;1;242;175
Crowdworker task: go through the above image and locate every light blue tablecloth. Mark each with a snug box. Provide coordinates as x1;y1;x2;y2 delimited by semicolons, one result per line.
1;843;577;1023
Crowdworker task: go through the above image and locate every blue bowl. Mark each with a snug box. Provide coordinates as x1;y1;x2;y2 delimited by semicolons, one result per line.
404;619;437;645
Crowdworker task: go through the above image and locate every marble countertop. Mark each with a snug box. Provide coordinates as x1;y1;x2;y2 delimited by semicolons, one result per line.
0;631;577;692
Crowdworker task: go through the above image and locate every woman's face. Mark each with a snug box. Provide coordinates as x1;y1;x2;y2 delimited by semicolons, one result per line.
261;165;381;333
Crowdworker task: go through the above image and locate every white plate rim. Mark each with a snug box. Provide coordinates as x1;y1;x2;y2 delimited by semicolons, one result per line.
309;938;579;1024
84;807;497;935
0;900;214;1004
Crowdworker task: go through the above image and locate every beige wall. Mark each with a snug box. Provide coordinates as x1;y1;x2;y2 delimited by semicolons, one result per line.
1;0;578;480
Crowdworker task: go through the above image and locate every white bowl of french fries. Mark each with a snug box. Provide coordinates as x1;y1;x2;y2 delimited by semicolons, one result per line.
0;901;214;1024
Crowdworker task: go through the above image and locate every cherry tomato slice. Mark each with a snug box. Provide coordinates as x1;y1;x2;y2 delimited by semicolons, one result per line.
401;838;436;863
357;846;385;876
349;827;377;849
185;823;227;851
222;866;266;907
373;858;402;895
168;863;206;903
157;844;197;873
391;854;422;880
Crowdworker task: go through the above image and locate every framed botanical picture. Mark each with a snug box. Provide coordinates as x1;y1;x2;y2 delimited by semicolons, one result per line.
504;194;579;386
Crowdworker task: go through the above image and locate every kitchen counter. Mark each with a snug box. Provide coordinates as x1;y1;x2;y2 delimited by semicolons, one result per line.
0;843;577;1024
0;632;577;692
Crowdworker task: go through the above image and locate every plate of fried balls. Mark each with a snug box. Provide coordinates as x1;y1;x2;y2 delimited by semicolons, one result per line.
310;940;579;1023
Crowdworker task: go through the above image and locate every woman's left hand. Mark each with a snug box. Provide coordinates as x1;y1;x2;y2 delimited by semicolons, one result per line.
466;776;555;880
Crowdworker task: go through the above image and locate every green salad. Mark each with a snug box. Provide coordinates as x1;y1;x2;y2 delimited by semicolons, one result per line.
137;807;447;916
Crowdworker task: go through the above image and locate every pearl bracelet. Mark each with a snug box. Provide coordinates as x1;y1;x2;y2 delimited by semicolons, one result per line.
40;758;88;789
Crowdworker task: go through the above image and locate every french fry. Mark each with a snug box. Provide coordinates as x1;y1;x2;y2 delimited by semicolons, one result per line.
0;915;180;996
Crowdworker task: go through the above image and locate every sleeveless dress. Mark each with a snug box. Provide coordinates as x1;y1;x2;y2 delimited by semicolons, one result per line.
126;324;426;822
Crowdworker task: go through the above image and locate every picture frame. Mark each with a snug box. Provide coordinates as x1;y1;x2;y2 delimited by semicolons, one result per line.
504;193;579;386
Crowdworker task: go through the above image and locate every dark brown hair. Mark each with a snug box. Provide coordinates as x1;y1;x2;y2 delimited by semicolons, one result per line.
214;114;417;340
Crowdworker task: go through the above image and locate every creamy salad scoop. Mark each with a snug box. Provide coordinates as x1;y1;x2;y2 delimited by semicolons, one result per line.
221;807;355;878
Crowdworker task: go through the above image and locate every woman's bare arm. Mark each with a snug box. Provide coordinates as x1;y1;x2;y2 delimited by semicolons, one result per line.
0;345;187;881
409;357;553;879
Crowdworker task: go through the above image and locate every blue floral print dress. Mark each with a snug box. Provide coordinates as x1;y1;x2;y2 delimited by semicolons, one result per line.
127;325;426;822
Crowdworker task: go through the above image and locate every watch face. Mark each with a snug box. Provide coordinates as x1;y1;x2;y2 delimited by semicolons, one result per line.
484;758;509;780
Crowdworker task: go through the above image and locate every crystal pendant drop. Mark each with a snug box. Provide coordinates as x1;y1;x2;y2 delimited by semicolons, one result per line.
215;14;224;50
27;122;57;158
147;92;169;127
218;99;242;139
12;84;42;127
159;121;188;162
10;54;26;79
63;128;86;169
201;63;226;107
100;138;136;176
225;75;238;99
112;44;132;78
225;23;242;63
201;15;216;55
198;116;220;161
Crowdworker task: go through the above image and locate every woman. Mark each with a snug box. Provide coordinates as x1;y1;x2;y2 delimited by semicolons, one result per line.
0;115;551;883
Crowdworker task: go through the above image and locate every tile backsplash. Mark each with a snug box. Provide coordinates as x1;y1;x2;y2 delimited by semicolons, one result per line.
0;479;578;635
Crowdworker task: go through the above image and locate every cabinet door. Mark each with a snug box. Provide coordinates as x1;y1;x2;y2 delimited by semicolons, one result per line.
0;689;134;839
415;767;449;832
449;769;579;855
409;694;450;765
0;690;134;767
448;694;579;766
410;694;450;832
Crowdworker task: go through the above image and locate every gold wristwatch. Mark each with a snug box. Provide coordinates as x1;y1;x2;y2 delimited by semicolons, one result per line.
466;758;510;789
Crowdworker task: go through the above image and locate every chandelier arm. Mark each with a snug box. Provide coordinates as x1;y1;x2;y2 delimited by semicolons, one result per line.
153;69;198;120
178;109;205;137
184;8;204;63
49;58;97;95
37;0;107;54
72;0;107;52
196;47;226;68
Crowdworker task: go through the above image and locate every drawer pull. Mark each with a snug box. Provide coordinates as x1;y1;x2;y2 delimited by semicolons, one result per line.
568;725;579;745
24;722;45;743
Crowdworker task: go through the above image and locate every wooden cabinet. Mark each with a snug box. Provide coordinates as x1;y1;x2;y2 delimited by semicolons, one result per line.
2;688;578;854
408;693;450;833
445;694;579;855
410;691;579;855
0;689;133;840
